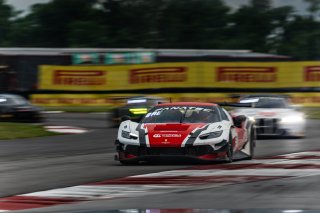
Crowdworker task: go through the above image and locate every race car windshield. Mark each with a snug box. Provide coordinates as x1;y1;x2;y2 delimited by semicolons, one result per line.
251;98;288;108
141;106;220;124
0;95;29;105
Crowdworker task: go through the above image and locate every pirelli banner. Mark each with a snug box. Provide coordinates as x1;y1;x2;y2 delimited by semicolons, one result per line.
38;62;320;90
39;63;193;91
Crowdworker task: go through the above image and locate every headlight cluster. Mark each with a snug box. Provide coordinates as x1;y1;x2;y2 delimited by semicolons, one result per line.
281;115;304;123
121;130;138;139
199;130;223;140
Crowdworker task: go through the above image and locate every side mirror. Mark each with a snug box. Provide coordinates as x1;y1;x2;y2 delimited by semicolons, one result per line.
233;115;246;128
121;115;131;121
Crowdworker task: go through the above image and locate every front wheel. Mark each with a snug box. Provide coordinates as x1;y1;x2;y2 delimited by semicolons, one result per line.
246;126;255;160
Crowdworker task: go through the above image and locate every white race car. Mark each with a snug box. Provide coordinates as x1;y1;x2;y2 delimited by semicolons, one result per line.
115;102;256;164
232;96;306;138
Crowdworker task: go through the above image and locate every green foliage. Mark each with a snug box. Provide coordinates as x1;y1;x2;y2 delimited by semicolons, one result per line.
0;0;14;45
0;123;58;140
1;0;320;59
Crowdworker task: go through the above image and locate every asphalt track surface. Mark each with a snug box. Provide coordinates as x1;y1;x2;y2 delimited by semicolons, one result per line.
0;112;320;212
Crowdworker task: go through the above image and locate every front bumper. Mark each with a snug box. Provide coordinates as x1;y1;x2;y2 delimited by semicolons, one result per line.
254;118;305;137
116;140;229;162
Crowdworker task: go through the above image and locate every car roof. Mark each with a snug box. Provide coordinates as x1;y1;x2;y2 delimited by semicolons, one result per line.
0;93;23;98
157;102;217;107
128;96;164;100
240;94;289;99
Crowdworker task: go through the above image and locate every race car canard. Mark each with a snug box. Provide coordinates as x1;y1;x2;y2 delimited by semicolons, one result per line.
115;102;256;164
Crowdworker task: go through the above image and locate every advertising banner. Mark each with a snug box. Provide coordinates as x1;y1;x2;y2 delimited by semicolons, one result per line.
104;52;155;64
202;62;320;88
39;66;110;91
38;62;320;91
72;53;100;64
38;63;198;90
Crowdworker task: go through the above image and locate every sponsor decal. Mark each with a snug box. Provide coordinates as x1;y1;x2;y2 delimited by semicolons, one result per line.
130;67;187;84
53;70;106;86
217;67;277;82
161;141;171;144
153;134;161;138
305;66;320;82
153;134;182;138
145;107;214;118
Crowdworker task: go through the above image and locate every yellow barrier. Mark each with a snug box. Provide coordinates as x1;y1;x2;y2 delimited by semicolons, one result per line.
31;93;320;107
39;62;320;90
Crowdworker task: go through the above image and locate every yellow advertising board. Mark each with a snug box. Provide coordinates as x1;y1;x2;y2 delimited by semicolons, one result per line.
39;63;199;91
39;62;320;91
202;61;320;88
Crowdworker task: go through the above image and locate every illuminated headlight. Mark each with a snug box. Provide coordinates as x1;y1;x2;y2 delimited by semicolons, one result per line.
121;131;138;139
248;116;255;122
281;115;304;123
199;130;223;139
129;108;148;115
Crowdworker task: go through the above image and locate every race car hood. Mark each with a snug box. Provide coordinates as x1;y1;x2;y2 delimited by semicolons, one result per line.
145;123;207;147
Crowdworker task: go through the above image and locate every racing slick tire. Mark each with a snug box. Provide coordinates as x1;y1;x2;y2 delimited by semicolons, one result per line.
246;126;255;160
225;131;233;163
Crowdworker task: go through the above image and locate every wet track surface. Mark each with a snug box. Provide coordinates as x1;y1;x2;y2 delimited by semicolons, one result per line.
0;112;319;212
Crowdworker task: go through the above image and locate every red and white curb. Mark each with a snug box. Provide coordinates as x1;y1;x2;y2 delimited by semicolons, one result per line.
44;126;88;134
1;151;320;212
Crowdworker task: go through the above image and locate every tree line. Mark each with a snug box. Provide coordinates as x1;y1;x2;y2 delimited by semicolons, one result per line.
0;0;320;60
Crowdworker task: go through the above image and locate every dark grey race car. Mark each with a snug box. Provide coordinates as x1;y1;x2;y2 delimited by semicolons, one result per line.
0;94;43;123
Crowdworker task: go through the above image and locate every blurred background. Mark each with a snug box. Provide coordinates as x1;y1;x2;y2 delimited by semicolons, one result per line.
0;0;319;113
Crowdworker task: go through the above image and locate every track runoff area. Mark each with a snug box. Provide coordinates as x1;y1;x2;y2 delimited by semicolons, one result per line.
0;151;320;212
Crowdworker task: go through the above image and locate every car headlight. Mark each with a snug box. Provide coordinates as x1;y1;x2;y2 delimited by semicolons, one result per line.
129;108;148;115
199;130;223;139
121;131;138;139
248;116;255;122
281;115;304;123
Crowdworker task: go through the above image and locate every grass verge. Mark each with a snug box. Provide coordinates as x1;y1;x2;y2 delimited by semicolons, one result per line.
0;123;59;140
304;108;320;119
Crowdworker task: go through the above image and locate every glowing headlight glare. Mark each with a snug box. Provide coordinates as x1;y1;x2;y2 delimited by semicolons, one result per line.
248;116;255;122
199;130;223;139
281;115;304;123
129;108;148;115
